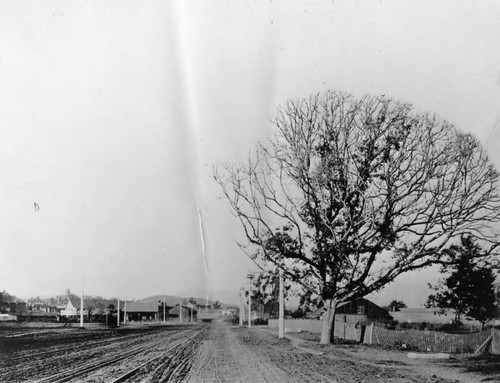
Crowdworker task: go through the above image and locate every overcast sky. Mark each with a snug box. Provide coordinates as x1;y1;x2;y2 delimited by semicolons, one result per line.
1;1;499;307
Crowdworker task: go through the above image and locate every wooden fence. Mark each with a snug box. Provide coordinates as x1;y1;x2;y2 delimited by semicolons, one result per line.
268;319;322;334
364;323;491;353
491;328;500;354
268;319;500;354
268;317;363;341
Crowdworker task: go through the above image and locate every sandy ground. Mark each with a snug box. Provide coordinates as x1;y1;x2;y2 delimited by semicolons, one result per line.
2;322;499;382
267;327;500;383
186;323;494;383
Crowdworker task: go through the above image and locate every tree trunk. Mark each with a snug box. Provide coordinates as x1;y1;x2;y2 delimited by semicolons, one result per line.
320;299;337;344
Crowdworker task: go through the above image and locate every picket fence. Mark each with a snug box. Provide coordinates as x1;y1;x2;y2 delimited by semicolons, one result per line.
269;319;500;354
365;323;491;353
491;328;500;354
268;317;363;341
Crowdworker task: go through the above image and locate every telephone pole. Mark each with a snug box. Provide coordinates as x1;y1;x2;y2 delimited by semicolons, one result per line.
279;269;284;339
239;287;244;327
179;299;183;323
246;274;253;328
80;274;84;328
124;299;127;325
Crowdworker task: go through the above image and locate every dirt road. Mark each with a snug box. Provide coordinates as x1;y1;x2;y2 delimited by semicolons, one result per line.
186;322;459;383
1;322;497;382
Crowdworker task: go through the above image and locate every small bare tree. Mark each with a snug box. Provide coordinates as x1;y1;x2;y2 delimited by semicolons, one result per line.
214;91;500;344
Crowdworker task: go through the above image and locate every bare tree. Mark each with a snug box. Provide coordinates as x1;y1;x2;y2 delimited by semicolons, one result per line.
214;90;500;344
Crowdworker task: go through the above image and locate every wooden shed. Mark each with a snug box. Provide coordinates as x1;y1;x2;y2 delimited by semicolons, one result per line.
307;298;392;323
126;301;171;322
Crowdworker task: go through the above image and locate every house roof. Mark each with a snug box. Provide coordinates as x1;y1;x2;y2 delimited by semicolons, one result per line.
126;301;164;313
68;298;90;310
68;298;117;311
306;300;353;318
306;298;389;319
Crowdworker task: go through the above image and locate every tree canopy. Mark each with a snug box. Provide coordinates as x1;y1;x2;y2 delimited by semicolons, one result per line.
0;290;17;302
215;90;500;343
427;235;497;328
248;273;290;318
384;300;407;312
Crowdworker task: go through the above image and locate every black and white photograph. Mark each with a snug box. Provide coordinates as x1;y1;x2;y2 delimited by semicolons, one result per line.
1;1;500;382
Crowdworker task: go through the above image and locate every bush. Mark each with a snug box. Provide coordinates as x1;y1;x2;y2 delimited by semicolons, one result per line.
253;318;268;326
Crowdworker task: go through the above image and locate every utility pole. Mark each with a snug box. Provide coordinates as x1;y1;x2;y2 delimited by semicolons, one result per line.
179;299;182;323
80;294;84;328
163;297;166;323
239;287;244;327
117;298;120;328
279;269;284;339
246;274;253;329
80;280;84;328
124;299;127;326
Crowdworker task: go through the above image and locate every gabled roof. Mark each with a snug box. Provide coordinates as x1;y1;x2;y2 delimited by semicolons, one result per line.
68;298;90;310
306;298;389;319
306;300;351;318
68;298;117;311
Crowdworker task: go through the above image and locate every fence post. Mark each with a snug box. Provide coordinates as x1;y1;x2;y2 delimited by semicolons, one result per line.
368;322;374;345
492;328;495;354
343;315;346;339
492;327;500;355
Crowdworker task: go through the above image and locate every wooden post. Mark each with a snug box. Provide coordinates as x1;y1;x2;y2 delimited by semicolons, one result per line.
80;276;84;328
278;270;284;339
343;315;346;340
80;293;84;328
179;300;182;323
117;299;120;328
247;275;252;329
123;299;127;325
239;287;244;327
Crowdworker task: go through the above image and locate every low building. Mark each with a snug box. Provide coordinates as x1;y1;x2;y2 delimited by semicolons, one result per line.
60;298;88;317
60;297;115;318
126;301;171;322
85;299;116;317
169;304;196;322
307;298;392;323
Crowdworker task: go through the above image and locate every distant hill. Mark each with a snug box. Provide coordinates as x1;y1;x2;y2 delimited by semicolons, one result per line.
138;295;218;307
173;289;240;307
139;290;240;308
